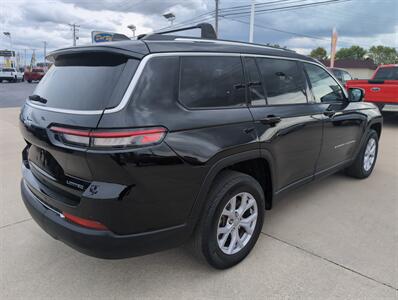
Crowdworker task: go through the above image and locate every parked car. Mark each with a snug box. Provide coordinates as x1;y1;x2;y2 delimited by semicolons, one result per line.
24;67;46;83
20;23;383;269
346;64;398;111
328;67;353;86
0;67;24;82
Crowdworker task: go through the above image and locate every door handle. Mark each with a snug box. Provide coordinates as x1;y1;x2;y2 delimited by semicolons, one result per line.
323;110;336;117
261;115;281;126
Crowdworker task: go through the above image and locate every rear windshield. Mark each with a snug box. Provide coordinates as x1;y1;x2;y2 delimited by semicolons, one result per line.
373;67;398;80
2;68;14;72
32;53;139;111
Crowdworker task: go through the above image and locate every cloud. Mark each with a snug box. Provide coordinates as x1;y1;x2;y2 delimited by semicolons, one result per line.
0;0;397;64
59;0;208;15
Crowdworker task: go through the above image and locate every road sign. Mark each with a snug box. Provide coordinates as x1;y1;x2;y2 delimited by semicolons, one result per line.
0;50;15;57
91;31;130;43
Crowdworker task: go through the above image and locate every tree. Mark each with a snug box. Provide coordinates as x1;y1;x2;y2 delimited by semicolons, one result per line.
335;45;366;60
368;46;398;65
310;47;327;60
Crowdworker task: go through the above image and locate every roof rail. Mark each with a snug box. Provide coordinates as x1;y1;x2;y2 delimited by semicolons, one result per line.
174;38;295;52
138;22;217;40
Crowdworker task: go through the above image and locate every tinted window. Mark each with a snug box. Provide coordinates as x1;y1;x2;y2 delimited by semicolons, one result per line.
373;67;398;80
257;58;307;105
129;56;179;110
2;68;14;72
305;63;345;102
244;57;266;106
33;53;139;110
179;56;245;108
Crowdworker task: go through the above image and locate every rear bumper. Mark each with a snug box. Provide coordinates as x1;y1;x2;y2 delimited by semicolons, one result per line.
21;179;189;259
0;76;14;81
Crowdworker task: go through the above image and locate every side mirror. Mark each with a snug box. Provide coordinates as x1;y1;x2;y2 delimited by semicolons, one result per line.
348;88;364;102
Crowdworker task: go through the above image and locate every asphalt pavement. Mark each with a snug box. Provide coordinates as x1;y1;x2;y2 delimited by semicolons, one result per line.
0;82;37;108
0;83;397;299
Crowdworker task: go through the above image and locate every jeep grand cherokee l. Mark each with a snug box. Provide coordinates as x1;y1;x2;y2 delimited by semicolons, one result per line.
19;24;382;269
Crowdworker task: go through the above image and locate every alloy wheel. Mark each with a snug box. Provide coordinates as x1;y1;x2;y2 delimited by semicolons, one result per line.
363;137;376;172
216;192;258;255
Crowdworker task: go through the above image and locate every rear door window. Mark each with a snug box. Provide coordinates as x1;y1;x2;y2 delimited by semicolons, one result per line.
32;53;139;111
244;57;266;106
179;56;246;108
256;58;308;105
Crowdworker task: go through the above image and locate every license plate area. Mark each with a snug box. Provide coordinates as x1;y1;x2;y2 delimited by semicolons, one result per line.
28;145;65;181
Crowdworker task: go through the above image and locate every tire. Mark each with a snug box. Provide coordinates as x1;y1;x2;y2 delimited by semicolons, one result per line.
27;80;32;83
346;129;378;179
193;170;265;269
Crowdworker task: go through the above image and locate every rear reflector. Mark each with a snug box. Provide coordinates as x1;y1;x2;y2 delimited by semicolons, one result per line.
63;212;108;230
50;126;166;149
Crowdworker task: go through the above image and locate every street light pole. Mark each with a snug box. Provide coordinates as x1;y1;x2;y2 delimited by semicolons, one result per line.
249;0;255;43
127;24;136;38
43;41;47;63
3;32;12;50
163;12;176;27
215;0;219;37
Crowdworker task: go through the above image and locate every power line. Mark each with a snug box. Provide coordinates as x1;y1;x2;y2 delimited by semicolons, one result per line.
223;16;328;41
154;0;350;35
223;15;397;49
220;0;353;17
219;0;310;13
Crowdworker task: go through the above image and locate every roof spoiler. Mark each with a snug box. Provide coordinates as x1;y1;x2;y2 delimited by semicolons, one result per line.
138;22;217;40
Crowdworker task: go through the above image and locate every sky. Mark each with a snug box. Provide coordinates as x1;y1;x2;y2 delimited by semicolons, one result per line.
0;0;397;63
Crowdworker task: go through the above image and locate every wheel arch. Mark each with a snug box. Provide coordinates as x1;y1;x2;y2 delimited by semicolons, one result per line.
370;121;382;139
353;116;382;161
188;150;275;232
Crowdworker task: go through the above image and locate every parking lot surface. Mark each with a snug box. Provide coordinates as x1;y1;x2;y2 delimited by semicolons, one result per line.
0;82;37;108
0;83;397;299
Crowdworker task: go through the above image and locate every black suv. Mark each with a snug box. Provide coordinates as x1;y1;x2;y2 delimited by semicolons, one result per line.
20;24;382;269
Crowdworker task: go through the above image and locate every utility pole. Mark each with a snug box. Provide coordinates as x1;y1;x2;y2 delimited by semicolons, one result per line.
24;49;27;68
69;23;80;46
43;41;47;63
215;0;219;38
249;0;255;43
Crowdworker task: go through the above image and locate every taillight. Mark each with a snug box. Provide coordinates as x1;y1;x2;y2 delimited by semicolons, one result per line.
50;126;167;149
63;212;108;230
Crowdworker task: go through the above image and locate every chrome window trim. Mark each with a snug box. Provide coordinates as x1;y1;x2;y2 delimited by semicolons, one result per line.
25;51;347;115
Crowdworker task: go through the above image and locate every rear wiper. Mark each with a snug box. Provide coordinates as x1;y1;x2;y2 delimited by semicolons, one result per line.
29;94;47;104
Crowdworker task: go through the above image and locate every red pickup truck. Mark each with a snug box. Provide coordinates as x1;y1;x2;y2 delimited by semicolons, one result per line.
24;67;46;83
345;64;398;110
